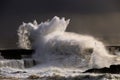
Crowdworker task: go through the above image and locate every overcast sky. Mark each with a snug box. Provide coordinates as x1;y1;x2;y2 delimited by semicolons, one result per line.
0;0;120;49
1;0;120;14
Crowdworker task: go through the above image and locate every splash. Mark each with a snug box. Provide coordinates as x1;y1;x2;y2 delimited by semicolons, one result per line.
18;16;120;70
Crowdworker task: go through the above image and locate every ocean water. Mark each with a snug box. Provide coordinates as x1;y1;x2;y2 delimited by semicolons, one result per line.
0;16;120;78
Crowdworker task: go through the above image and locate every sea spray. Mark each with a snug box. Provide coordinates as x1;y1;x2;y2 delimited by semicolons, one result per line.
18;22;31;49
18;16;120;70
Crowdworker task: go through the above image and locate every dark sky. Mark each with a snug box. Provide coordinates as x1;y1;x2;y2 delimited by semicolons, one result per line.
1;0;120;14
0;0;120;49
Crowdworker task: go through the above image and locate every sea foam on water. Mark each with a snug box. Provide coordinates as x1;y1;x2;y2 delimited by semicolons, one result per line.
18;16;120;71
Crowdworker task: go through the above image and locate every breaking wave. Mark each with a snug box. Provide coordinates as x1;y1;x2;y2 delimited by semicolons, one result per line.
18;16;119;71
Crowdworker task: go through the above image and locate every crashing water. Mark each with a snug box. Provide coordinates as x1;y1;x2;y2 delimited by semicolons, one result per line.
18;16;120;69
1;16;120;79
0;60;24;69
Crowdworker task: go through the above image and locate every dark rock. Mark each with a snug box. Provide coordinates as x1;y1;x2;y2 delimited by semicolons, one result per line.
27;74;40;79
0;49;34;59
11;71;27;74
84;65;120;74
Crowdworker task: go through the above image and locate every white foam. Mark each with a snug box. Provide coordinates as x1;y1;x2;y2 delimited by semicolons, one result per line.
17;16;120;71
0;60;24;69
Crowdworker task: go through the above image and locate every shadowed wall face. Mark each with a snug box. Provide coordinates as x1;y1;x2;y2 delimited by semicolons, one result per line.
0;0;120;49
